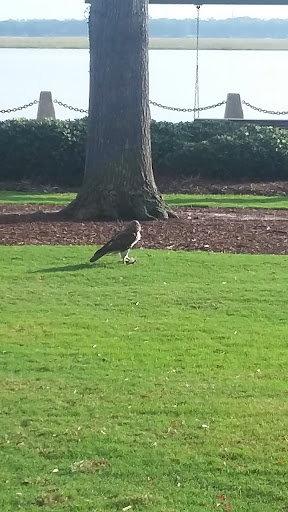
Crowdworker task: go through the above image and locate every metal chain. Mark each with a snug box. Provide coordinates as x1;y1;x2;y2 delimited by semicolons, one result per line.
149;100;226;113
11;97;288;117
0;100;38;114
0;98;225;116
194;5;201;120
54;98;226;114
53;99;88;114
84;5;90;20
54;98;287;116
2;98;288;117
243;100;288;116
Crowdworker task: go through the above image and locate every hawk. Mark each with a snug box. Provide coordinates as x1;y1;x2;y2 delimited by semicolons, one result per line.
90;220;141;264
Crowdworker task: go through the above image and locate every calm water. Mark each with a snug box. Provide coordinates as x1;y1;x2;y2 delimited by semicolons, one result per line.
1;48;288;122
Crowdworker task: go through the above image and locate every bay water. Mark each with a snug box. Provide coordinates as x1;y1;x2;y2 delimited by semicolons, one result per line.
1;48;288;122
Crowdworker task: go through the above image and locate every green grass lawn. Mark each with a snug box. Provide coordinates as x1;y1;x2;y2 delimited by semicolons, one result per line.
166;194;288;210
1;190;288;209
0;246;287;511
0;191;76;205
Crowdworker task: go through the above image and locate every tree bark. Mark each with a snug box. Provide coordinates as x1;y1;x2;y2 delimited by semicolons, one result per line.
64;0;174;221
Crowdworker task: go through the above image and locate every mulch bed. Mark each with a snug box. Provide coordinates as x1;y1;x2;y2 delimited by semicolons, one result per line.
157;177;288;196
1;204;288;255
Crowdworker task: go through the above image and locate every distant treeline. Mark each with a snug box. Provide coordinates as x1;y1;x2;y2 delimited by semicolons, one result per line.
1;17;288;38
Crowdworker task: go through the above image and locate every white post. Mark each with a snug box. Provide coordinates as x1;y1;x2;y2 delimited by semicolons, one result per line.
224;93;243;119
37;91;56;121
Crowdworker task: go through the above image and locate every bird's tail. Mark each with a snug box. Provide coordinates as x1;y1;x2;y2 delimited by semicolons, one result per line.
90;246;107;263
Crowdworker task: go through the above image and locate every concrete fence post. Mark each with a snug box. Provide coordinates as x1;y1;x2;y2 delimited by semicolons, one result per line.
37;91;56;121
224;93;243;119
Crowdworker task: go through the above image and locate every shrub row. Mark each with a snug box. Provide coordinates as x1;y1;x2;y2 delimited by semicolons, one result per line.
0;118;87;187
1;118;288;186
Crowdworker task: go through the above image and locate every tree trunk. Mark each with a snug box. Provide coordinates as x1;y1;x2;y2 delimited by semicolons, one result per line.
64;0;174;221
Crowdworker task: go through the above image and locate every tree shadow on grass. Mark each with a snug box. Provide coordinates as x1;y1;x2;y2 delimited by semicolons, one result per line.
32;262;109;273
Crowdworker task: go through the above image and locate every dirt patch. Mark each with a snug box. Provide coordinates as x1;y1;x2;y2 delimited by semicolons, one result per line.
1;204;288;255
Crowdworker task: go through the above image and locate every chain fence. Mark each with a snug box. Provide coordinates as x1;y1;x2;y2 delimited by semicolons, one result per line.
53;99;88;114
149;99;225;113
241;100;288;116
2;97;288;117
0;100;38;115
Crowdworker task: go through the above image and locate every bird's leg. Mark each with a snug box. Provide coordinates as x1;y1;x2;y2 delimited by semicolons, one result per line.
121;250;130;264
121;250;136;264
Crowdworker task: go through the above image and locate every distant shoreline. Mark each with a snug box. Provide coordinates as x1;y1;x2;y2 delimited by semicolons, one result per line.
1;36;288;50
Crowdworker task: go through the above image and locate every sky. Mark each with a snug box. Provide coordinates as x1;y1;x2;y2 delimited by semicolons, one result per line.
0;0;288;21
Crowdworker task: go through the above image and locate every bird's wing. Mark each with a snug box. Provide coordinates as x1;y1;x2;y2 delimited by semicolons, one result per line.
104;229;138;253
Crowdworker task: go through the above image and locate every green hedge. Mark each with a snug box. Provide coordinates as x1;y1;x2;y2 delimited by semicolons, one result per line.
1;118;288;186
0;118;87;186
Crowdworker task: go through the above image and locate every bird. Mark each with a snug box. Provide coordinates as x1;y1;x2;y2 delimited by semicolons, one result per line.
90;220;141;264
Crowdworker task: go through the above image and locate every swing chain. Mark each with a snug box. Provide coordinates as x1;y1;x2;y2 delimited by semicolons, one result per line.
194;5;201;120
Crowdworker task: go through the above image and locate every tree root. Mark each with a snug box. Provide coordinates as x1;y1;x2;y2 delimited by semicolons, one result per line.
61;191;177;222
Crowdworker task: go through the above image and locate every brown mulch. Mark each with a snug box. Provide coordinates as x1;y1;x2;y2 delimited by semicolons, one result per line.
1;204;288;255
157;177;288;196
